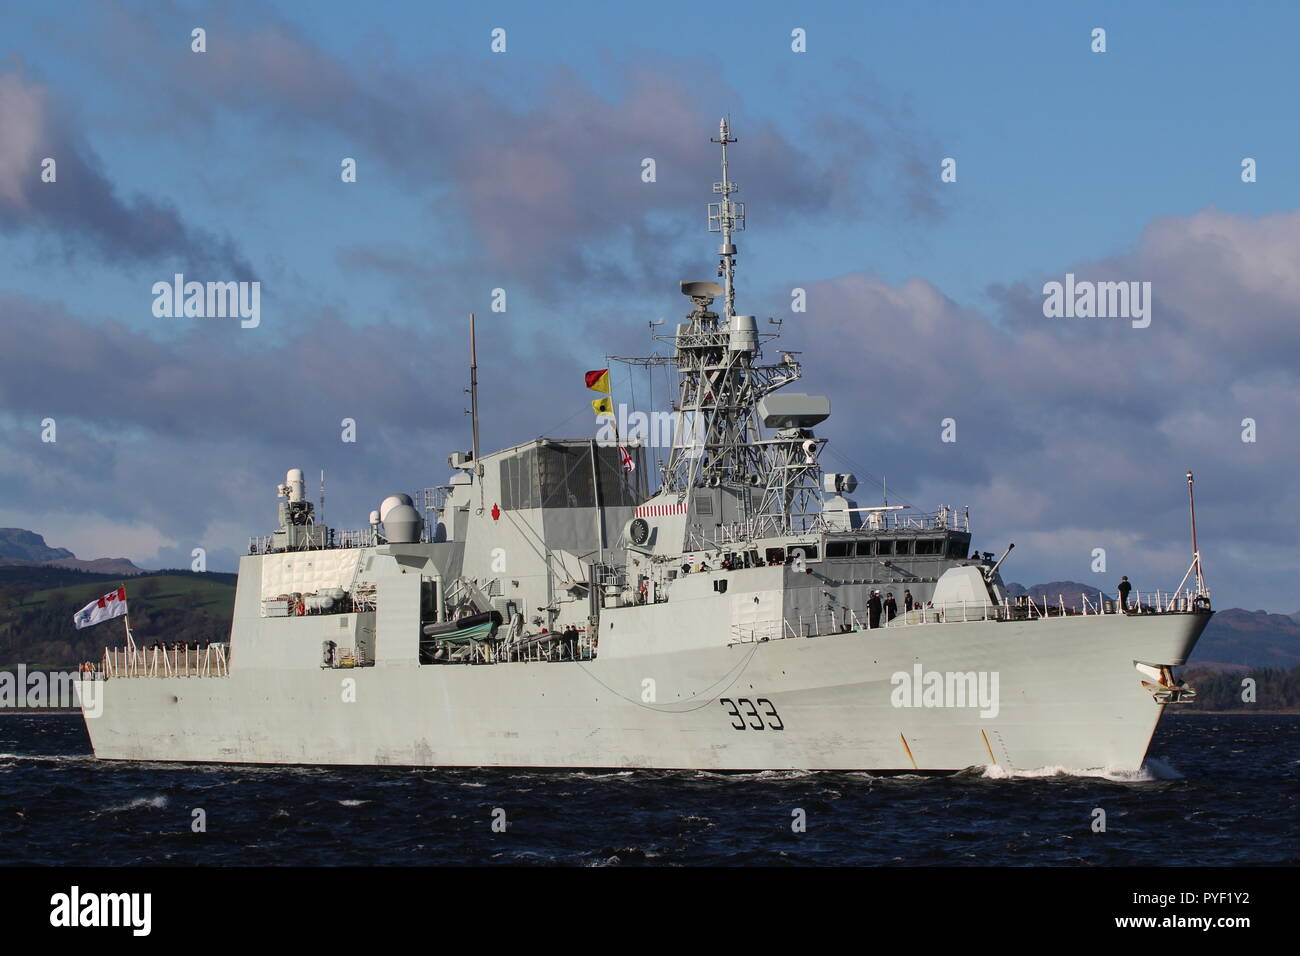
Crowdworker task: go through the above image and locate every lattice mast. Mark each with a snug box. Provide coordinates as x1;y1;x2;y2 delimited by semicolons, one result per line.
648;120;818;535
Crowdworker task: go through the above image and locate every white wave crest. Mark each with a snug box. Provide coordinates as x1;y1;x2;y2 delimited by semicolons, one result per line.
103;795;169;812
981;758;1183;781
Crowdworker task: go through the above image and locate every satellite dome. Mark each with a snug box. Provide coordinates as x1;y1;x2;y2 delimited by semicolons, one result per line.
379;493;414;523
383;503;423;544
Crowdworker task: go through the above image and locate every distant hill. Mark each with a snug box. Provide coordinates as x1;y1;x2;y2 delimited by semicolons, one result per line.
1195;608;1300;669
0;528;146;576
1004;580;1113;606
0;567;237;669
0;528;74;562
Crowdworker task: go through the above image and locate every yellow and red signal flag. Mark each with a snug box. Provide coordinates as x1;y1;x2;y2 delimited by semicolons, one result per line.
585;369;611;394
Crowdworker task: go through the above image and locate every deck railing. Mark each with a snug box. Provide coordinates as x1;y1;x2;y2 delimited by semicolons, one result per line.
727;589;1209;646
101;643;230;678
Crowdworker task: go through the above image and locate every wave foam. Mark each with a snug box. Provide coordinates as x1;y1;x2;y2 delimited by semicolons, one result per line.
981;758;1184;781
102;795;169;812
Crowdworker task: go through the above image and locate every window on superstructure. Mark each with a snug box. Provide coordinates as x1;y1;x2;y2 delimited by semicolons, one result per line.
539;445;596;509
499;447;539;510
895;539;912;555
856;540;874;556
594;445;643;508
827;541;853;558
877;540;894;556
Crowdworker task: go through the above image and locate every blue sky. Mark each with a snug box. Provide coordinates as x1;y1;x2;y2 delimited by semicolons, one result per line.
1;0;1297;611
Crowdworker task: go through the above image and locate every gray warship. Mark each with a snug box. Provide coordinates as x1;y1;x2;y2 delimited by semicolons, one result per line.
77;121;1212;772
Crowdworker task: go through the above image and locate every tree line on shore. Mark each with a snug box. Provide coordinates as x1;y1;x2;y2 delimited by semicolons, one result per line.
1178;666;1300;711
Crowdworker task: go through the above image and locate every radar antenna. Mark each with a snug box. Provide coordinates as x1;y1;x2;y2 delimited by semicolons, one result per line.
709;117;745;320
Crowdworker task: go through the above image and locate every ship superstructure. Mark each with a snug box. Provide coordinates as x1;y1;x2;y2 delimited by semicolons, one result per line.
76;122;1212;773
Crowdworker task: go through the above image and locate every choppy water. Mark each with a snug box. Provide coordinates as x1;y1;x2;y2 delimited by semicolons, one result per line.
1;714;1294;865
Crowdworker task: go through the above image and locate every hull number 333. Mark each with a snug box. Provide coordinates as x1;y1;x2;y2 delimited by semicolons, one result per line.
719;697;784;730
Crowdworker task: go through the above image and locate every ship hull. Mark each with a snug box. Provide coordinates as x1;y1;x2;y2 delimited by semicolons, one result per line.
77;611;1209;773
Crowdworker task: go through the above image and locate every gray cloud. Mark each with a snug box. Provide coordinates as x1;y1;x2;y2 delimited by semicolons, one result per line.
69;2;943;298
0;68;252;277
793;206;1300;607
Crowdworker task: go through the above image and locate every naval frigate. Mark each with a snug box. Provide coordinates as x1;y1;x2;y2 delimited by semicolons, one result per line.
76;121;1213;772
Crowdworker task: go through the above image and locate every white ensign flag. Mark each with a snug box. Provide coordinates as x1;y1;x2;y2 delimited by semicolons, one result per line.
72;586;128;630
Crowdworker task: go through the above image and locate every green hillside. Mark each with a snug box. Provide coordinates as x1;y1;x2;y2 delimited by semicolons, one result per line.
0;568;237;669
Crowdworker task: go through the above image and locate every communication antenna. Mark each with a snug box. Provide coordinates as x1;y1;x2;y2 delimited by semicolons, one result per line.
708;117;745;320
468;314;481;467
1174;470;1209;600
319;469;325;528
1187;470;1206;595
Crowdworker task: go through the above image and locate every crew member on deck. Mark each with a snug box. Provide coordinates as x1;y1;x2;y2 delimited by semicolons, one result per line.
884;592;898;622
1117;576;1132;613
868;591;883;629
903;589;914;612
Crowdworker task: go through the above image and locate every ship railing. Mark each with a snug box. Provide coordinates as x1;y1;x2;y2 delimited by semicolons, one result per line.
855;509;971;533
730;609;863;645
730;620;786;644
451;629;595;664
1007;587;1209;618
686;514;826;550
884;588;1210;628
101;642;230;678
250;529;381;555
726;589;1208;646
335;528;377;548
692;509;972;550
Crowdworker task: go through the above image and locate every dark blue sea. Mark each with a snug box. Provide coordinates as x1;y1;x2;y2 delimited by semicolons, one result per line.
1;714;1295;866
